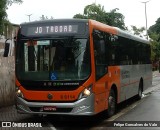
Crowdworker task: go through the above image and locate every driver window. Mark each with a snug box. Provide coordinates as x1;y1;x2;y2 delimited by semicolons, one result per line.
24;40;50;72
93;30;107;80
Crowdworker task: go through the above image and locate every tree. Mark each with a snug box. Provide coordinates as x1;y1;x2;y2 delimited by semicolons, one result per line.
73;4;106;23
149;18;160;35
83;3;106;23
131;25;145;37
73;3;127;30
0;0;7;35
148;17;160;62
7;0;23;5
106;8;126;30
150;33;160;61
148;17;160;42
0;0;22;35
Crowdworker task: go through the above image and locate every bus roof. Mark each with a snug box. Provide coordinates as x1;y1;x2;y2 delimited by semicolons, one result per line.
20;19;89;26
115;27;149;44
89;19;149;44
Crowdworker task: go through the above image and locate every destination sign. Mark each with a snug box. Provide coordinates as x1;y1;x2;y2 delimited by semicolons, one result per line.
27;25;78;36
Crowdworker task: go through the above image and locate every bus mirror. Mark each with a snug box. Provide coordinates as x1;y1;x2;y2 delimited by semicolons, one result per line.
3;39;10;57
14;36;17;45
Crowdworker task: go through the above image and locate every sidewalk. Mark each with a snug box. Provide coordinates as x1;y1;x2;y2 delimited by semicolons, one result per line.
143;71;160;95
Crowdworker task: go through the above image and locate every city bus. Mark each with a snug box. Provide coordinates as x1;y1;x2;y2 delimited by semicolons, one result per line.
15;19;152;117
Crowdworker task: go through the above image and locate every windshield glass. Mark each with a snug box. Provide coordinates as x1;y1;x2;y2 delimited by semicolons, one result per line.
16;37;91;81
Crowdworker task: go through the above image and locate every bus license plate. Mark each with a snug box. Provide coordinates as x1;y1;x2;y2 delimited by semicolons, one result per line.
43;106;57;111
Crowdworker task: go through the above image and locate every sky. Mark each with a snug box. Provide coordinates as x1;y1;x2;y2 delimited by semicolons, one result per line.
6;0;160;29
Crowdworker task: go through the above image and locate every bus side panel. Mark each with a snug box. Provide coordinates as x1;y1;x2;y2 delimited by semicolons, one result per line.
94;76;109;114
143;64;152;91
119;64;152;102
119;65;131;102
107;66;121;103
94;66;120;114
120;65;144;102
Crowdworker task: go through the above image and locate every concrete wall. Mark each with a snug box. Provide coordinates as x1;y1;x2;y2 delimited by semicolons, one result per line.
0;57;15;107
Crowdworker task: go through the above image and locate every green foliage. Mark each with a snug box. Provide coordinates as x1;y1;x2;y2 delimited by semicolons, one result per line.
131;25;145;37
106;8;126;30
0;0;22;35
149;18;160;34
7;0;23;6
83;4;106;23
74;14;87;19
73;3;126;30
149;33;160;61
0;0;7;35
148;17;160;61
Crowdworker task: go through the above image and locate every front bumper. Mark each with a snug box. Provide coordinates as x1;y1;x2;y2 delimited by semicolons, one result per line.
16;94;95;116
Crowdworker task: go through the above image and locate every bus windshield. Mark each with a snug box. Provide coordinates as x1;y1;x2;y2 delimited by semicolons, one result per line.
16;37;91;81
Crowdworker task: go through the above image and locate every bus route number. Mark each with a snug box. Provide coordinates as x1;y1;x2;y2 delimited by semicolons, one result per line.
60;95;75;100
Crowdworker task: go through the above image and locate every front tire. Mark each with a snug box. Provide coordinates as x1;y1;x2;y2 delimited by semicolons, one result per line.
107;89;116;117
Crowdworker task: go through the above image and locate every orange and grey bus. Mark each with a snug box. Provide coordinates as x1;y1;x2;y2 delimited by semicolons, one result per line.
15;19;152;117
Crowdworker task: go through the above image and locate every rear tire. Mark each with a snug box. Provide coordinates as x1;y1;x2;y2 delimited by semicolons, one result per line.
107;89;116;117
137;80;143;100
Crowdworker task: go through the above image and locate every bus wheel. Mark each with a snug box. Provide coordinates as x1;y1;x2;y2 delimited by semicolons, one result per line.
107;89;116;117
137;80;143;100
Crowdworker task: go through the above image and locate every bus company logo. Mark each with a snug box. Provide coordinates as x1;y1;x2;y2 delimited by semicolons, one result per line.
43;82;79;86
2;122;11;127
47;93;53;100
44;82;52;86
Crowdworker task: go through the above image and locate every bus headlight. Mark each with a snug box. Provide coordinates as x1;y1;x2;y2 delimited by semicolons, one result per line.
78;84;93;99
83;88;91;96
16;88;24;98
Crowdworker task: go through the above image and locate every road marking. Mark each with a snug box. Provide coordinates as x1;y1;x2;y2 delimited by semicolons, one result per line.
107;104;138;122
89;96;150;130
46;122;57;130
42;115;57;130
105;96;148;122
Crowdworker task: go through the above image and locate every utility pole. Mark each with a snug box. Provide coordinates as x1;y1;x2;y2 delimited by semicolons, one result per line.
141;1;150;40
26;14;32;22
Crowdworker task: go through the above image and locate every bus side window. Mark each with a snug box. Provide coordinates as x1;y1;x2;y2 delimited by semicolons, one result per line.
107;34;119;65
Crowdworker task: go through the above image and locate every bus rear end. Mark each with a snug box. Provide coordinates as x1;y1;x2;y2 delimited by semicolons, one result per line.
15;19;95;115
